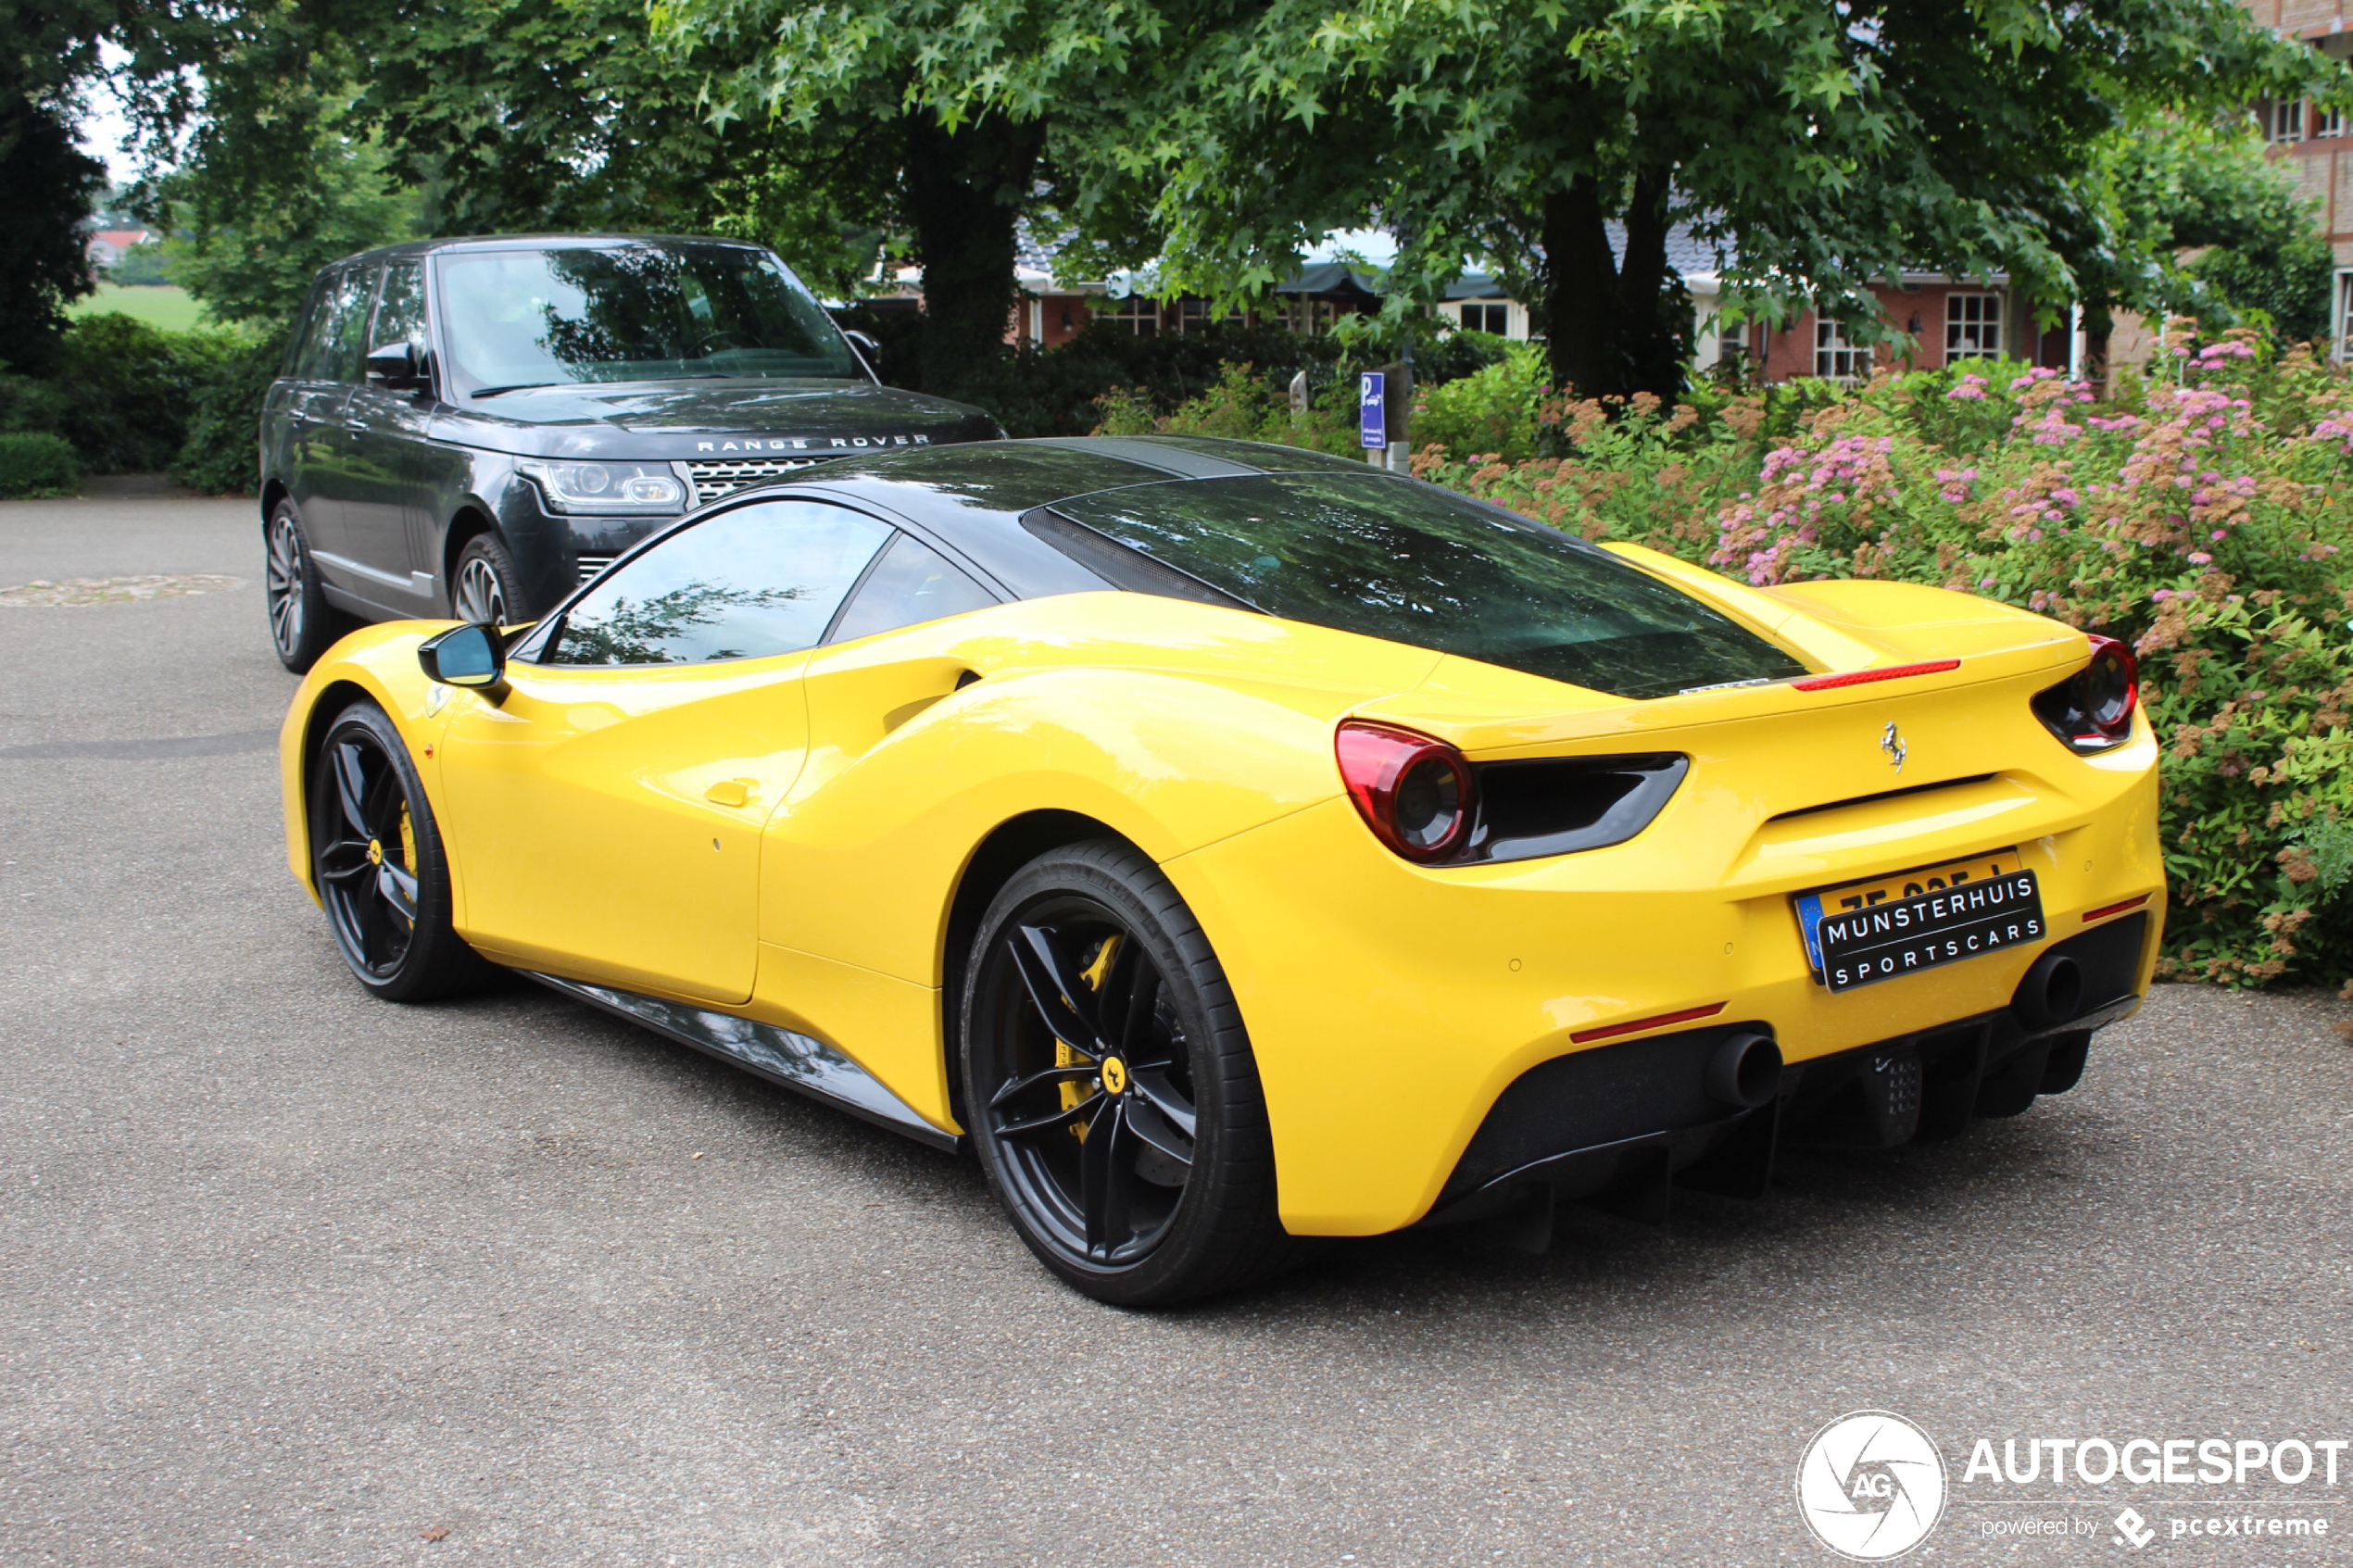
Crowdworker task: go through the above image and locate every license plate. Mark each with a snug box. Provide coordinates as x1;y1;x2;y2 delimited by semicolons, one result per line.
1795;850;2045;993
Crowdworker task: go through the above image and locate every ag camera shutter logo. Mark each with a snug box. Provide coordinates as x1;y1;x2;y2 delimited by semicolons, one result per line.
1796;1411;1949;1560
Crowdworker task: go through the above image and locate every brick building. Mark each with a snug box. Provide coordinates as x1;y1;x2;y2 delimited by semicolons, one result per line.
2246;0;2353;356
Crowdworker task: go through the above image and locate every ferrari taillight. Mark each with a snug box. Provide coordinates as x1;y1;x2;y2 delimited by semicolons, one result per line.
2032;634;2139;753
1336;721;1474;862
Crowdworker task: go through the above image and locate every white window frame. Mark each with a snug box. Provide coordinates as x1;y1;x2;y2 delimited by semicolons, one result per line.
2275;99;2307;142
1945;293;2004;362
1101;295;1161;336
2320;106;2346;139
1459;302;1508;335
1815;320;1869;383
2336;270;2353;366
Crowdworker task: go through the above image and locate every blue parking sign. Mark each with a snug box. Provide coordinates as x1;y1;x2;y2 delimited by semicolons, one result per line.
1358;372;1385;449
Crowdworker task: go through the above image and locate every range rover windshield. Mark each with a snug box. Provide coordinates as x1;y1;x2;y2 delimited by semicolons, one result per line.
436;243;862;395
1041;474;1808;699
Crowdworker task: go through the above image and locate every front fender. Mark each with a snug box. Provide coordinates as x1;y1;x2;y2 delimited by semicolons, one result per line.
279;620;463;903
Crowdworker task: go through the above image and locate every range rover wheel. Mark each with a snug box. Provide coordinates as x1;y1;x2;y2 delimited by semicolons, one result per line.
265;500;340;673
308;700;497;1002
962;839;1292;1306
452;533;525;624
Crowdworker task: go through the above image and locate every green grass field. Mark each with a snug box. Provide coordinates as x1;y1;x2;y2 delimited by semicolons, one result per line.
69;284;209;333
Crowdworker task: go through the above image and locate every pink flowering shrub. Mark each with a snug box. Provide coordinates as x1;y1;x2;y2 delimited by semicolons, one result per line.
1416;327;2353;990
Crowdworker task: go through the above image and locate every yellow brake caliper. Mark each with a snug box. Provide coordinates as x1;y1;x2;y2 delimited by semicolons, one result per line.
396;804;418;926
1061;935;1121;1140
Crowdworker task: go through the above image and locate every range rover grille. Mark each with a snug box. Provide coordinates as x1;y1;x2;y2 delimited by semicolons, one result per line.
575;554;616;586
683;456;838;505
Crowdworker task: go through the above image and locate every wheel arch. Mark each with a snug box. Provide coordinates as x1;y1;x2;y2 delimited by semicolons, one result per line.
937;808;1148;1126
439;505;503;607
289;678;378;897
260;476;291;528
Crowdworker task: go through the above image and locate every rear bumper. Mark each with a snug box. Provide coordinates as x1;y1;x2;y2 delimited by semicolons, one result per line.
1164;737;2162;1236
1418;911;2148;1229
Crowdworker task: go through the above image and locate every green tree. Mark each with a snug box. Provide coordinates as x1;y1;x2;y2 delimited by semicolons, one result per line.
0;0;119;371
1092;0;2342;401
2127;119;2337;342
127;0;895;328
654;0;1166;394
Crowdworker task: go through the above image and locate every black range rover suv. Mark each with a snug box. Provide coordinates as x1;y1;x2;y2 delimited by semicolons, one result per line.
259;234;1001;671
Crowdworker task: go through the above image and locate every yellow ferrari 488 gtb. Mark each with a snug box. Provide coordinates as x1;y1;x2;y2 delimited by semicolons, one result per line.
279;435;2161;1302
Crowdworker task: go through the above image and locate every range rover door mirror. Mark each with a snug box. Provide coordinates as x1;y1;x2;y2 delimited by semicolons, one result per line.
842;329;883;374
365;341;426;391
418;622;505;688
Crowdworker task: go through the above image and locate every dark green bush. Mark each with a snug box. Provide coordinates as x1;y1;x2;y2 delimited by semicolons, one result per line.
172;333;288;495
827;312;1506;438
0;370;74;440
50;313;237;473
0;432;80;496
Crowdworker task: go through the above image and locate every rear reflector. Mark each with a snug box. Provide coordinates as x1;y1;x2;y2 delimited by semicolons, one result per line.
2082;893;2153;922
1792;659;1961;692
1570;1001;1728;1045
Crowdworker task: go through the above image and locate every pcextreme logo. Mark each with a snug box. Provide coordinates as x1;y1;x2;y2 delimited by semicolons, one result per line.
1797;1411;1950;1560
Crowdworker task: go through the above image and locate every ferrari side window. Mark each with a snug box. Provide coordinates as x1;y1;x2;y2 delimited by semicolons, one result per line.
825;532;996;644
547;499;891;665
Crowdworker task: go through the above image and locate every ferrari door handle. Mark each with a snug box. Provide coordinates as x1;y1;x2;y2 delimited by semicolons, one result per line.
703;779;757;808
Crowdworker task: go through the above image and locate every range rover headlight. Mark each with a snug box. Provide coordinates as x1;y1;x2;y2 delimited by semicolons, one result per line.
517;460;685;514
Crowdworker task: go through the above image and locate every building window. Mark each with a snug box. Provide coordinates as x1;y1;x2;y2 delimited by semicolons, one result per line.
2336;271;2353;366
1945;293;2003;361
1459;303;1508;335
1101;295;1160;336
1815;320;1868;382
2275;99;2306;142
1285;298;1342;336
2320;107;2346;139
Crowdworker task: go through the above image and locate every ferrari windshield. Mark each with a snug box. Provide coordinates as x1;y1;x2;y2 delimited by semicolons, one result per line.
1042;474;1806;699
435;243;862;395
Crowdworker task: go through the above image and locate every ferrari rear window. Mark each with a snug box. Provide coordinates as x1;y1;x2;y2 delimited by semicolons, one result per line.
1041;474;1806;699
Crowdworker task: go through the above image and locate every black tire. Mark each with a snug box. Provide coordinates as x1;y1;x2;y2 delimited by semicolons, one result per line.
961;839;1292;1306
308;700;497;1002
451;532;525;625
265;499;341;673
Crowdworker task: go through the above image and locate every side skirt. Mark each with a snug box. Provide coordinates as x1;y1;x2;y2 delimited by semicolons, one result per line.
526;972;963;1154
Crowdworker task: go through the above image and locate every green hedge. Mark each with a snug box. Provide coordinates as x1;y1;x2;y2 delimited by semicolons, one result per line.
831;312;1507;437
170;334;287;496
0;312;260;489
0;432;80;497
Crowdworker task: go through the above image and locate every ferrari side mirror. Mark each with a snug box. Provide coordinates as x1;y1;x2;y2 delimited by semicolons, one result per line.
419;622;505;688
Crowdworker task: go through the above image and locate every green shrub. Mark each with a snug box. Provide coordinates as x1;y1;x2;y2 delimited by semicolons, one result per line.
172;333;287;495
0;432;80;497
0;370;74;441
1408;344;1551;461
832;311;1505;438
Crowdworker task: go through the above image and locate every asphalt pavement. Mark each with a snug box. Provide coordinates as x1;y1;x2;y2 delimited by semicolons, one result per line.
3;485;2350;1568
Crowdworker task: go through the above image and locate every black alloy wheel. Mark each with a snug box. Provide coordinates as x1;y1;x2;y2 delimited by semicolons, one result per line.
308;701;495;1002
451;533;524;625
265;500;339;672
963;840;1292;1305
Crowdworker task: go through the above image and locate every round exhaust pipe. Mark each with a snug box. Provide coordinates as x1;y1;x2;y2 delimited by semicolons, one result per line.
1705;1032;1782;1110
2015;952;2084;1028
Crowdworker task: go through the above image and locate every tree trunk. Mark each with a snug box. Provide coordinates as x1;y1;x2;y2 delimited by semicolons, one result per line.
1538;168;1690;403
900;108;1046;397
